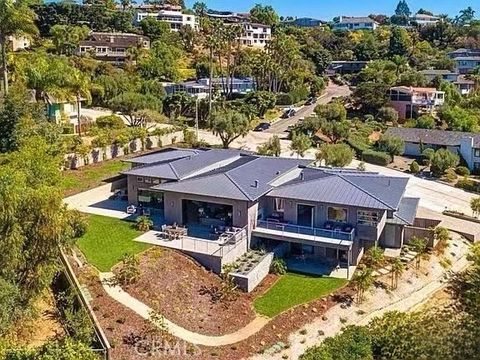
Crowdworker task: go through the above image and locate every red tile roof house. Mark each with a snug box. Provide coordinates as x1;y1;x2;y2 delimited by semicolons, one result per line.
120;148;438;286
388;86;445;120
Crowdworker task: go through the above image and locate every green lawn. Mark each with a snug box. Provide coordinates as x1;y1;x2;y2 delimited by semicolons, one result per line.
77;214;150;272
61;160;130;196
254;273;347;318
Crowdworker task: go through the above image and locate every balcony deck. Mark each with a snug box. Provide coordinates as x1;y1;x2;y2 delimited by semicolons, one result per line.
253;220;354;250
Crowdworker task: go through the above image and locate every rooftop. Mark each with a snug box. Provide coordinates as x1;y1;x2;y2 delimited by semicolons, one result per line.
336;16;378;24
385;127;480;147
80;32;149;48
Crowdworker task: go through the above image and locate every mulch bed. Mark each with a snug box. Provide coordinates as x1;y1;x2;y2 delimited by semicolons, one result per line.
116;248;258;336
70;252;353;359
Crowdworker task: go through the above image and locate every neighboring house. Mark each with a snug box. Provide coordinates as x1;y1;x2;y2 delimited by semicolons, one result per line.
419;69;475;95
385;127;480;172
46;94;83;134
327;61;369;75
8;35;30;51
388;86;445;119
77;32;150;64
284;17;325;27
449;49;480;74
238;23;272;48
164;77;256;98
134;9;198;31
332;16;379;31
206;10;250;23
121;148;429;279
411;13;440;26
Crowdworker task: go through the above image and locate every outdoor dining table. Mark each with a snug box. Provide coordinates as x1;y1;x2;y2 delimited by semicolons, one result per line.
164;226;187;240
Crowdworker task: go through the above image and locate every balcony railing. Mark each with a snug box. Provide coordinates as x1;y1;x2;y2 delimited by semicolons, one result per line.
256;220;355;242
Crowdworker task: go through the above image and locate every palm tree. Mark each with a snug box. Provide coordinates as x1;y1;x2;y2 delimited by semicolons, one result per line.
136;216;153;232
0;0;37;95
68;70;91;137
352;267;374;304
193;1;208;17
409;237;429;269
390;258;405;289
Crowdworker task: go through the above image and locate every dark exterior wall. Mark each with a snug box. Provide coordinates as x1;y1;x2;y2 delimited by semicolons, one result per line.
127;175;167;205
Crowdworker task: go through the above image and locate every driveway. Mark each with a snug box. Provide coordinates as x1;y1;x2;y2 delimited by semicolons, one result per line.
266;83;351;134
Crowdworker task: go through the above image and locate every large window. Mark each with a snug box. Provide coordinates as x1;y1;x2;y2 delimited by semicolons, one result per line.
358;210;379;226
138;189;163;209
327;207;348;223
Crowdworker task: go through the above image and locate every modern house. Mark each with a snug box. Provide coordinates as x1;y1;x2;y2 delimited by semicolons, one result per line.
134;8;198;31
238;23;272;48
332;16;379;31
411;13;440;26
77;32;150;64
388;86;445;119
385;127;480;173
8;35;30;51
121;148;428;279
449;49;480;74
164;77;256;98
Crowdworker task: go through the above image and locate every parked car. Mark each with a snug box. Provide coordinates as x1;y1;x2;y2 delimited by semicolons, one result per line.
305;97;318;105
281;108;296;119
254;122;271;132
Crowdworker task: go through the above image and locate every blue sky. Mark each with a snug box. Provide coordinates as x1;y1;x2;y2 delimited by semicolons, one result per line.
185;0;477;21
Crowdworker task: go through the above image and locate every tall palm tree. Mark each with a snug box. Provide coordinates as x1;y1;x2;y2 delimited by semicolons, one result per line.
390;258;405;289
68;70;91;137
0;0;37;95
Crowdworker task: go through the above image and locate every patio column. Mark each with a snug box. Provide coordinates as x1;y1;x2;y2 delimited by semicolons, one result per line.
347;248;351;279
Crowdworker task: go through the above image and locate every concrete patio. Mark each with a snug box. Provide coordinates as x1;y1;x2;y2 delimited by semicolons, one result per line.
286;257;356;280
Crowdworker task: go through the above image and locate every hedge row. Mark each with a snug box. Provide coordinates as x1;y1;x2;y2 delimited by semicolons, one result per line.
455;178;480;193
276;86;310;105
362;150;392;166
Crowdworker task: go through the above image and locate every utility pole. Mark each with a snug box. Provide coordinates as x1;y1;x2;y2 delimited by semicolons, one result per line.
195;97;199;141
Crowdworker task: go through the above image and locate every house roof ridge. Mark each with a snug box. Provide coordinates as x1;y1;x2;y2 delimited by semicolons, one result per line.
224;172;254;201
337;174;396;210
270;170;334;191
168;163;180;179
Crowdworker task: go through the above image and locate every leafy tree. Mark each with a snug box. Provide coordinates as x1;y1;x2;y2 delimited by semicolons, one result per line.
353;82;390;113
316;143;354;168
364;247;385;268
441;106;479;132
49;24;89;55
257;135;281;157
290;132;312;158
430;149;459;177
304;46;332;75
377;107;399;124
163;92;195;121
249;4;279;26
140;17;173;43
455;7;476;26
388;27;411;58
377;134;405;157
395;0;412;17
95;115;125;129
108;92;162;127
409;160;420;173
315;102;347;122
319;120;350;144
117;253;141;285
137;40;184;81
244;91;276;118
415;114;436;129
0;0;38;94
192;1;207;17
471;197;480;217
136;215;153;232
210;110;250;149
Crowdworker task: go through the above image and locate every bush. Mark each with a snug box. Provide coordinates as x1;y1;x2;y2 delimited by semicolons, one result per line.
377;107;399;124
410;161;420;174
67;210;89;239
96;115;125;129
430;149;459;177
456;177;480;193
270;258;287;275
136;216;153;232
443;168;457;183
362;150;392;166
276;93;293;106
276;86;310;105
455;166;470;176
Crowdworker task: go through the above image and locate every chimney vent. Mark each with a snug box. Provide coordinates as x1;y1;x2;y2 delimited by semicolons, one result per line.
253;180;259;188
300;173;305;181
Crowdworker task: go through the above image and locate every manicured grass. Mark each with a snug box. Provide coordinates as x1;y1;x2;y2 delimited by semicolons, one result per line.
77;214;150;272
61;160;130;196
254;273;347;318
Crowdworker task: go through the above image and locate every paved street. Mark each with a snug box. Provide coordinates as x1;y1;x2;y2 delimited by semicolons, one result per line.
265;82;352;134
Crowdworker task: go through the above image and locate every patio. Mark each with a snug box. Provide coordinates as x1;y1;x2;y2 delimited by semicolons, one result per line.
286;257;356;280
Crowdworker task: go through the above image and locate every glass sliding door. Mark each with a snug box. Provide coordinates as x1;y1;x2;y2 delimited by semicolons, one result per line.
297;204;315;228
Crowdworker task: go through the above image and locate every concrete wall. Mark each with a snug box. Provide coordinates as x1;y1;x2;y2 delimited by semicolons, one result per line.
230;252;274;292
379;223;404;248
64;131;183;169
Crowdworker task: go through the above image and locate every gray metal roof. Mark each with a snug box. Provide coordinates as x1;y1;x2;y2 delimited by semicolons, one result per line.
388;197;420;225
385;127;480;147
153;156;312;201
268;167;409;211
419;69;458;76
124;148;204;165
123;148;249;180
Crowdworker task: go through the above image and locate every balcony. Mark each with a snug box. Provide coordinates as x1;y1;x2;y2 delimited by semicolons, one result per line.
253;220;354;248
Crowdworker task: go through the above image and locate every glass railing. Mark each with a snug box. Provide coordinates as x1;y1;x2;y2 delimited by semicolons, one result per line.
256;220;354;242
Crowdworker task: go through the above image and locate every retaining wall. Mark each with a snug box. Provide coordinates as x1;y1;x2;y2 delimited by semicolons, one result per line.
231;253;274;293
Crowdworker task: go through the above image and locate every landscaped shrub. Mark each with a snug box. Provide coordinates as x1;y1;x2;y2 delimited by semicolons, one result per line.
455;166;470;176
362;150;392;166
96;115;125;129
456;177;480;193
270;258;287;275
276;93;293;106
346;138;371;156
136;216;153;232
409;161;420;174
443;168;457;183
